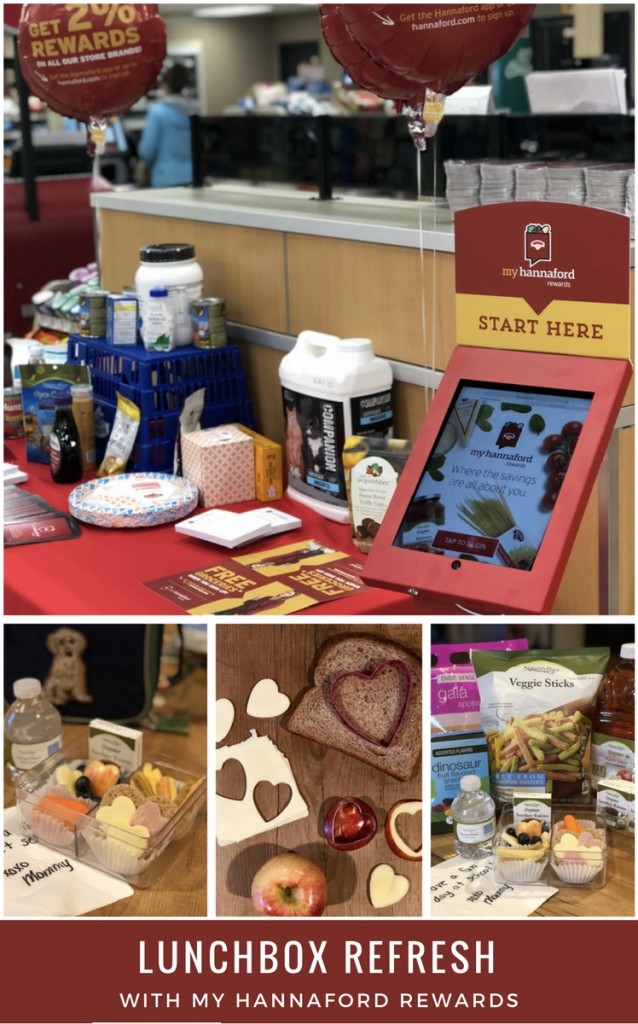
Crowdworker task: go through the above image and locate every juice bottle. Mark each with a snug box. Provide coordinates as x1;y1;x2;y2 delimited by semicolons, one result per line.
591;643;635;790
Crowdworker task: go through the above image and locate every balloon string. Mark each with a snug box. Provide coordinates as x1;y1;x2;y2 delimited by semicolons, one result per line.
416;150;428;416
431;133;438;413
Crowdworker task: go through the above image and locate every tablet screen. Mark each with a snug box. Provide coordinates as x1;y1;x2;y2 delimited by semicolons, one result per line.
393;382;593;571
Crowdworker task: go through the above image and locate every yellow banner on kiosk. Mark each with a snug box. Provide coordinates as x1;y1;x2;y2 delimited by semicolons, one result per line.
455;203;631;360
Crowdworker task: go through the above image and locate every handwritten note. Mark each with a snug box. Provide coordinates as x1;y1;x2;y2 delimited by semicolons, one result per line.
430;855;557;917
4;808;133;917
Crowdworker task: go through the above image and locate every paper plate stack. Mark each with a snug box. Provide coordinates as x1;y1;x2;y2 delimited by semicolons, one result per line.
69;473;199;528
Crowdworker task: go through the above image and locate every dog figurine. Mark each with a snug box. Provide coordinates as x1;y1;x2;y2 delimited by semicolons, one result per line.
43;627;93;705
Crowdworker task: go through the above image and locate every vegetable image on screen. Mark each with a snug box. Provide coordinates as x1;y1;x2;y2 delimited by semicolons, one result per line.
456;490;516;538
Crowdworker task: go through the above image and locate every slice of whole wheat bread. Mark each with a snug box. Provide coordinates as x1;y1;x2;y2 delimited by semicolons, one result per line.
287;633;422;780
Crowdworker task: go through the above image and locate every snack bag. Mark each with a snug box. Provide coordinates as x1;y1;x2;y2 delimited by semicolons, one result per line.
431;639;529;734
472;647;610;805
97;393;140;477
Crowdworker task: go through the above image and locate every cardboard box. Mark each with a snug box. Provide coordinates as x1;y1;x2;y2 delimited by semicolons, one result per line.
431;730;490;834
596;778;635;834
88;718;143;774
182;425;255;507
234;423;283;501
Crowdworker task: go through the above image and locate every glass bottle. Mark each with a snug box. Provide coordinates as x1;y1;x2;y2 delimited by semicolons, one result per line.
27;342;46;365
450;774;496;859
4;678;62;778
49;391;83;483
591;643;635;790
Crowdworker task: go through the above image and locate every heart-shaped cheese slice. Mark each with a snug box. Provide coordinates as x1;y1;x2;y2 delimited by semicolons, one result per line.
216;698;235;743
247;678;290;718
96;795;150;857
132;801;170;837
368;863;410;909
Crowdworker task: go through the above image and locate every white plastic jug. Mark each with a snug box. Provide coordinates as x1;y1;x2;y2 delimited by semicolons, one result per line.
280;330;393;522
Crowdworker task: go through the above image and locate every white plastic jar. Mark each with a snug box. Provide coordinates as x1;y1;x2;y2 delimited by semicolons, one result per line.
135;243;203;347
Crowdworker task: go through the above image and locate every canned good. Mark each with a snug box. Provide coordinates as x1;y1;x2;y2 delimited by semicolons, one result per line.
4;386;25;439
191;297;227;348
78;289;109;338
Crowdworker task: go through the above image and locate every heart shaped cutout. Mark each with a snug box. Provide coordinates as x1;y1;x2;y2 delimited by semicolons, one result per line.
331;799;376;848
95;796;150;857
246;678;290;718
329;658;413;748
253;781;292;822
394;809;422;857
368;863;410;909
216;758;247;801
216;698;235;743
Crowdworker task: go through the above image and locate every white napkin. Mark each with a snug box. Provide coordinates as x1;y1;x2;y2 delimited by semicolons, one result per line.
3;808;133;917
430;855;558;917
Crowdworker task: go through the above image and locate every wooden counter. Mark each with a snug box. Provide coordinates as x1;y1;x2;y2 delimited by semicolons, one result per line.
215;623;422;918
431;826;635;918
91;186;634;614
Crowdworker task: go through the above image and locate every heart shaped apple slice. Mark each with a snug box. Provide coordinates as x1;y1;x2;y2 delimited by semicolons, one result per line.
385;799;423;862
324;797;377;851
368;863;410;909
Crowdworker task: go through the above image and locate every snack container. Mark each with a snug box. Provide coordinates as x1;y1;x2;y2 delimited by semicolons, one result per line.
492;805;550;884
549;807;607;888
13;738;206;889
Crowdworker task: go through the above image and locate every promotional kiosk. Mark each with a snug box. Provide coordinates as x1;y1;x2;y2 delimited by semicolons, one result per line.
363;203;633;614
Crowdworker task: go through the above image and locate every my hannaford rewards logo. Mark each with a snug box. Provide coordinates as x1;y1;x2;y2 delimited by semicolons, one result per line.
501;222;576;283
524;222;552;266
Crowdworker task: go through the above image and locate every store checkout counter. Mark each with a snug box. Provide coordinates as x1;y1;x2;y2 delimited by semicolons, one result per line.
4;185;633;616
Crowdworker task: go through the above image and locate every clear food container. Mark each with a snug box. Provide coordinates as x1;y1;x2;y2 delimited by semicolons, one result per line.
549;807;607;888
13;738;206;889
492;805;550;885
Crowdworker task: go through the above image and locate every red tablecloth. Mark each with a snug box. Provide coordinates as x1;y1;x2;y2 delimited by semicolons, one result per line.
4;442;420;617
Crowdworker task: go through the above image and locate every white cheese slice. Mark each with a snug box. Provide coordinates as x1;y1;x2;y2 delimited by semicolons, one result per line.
451;398;481;446
216;730;308;845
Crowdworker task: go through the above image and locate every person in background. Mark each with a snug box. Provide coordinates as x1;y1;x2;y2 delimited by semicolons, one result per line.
138;62;200;187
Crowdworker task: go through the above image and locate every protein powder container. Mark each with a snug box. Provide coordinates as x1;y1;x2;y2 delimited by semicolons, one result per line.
280;330;393;522
135;243;203;347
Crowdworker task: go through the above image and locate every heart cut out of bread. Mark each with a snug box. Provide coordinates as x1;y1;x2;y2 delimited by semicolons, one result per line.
288;633;422;781
329;658;413;748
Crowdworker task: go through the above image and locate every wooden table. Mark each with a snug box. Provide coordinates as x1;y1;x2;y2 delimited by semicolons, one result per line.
215;623;422;917
431;824;635;917
4;720;207;918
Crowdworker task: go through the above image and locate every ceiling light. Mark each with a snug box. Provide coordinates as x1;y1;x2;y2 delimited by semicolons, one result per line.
193;4;274;16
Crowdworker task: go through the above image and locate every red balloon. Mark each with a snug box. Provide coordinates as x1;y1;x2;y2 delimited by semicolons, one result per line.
320;4;424;108
18;4;166;122
338;4;535;95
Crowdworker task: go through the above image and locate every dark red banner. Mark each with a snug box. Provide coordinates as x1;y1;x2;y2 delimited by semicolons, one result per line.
0;919;636;1023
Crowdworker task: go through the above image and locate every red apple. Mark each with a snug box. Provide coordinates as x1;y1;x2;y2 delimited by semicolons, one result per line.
251;852;327;917
384;799;423;862
323;797;377;851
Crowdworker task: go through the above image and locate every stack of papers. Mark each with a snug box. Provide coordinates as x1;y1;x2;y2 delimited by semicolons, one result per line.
515;164;549;202
3;462;28;486
585;163;634;216
444;159;482;212
546;162;587;205
478;160;519;206
4;486;81;547
175;506;302;548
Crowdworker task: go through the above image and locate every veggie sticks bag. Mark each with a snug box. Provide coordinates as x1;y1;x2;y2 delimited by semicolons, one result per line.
472;647;610;804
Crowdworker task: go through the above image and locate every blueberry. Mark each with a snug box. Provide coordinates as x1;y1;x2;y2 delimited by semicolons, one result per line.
75;776;92;798
506;827;517;837
530;836;542;845
517;833;530;845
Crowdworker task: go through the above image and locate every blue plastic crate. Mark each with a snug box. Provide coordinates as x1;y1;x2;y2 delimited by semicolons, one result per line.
69;335;256;473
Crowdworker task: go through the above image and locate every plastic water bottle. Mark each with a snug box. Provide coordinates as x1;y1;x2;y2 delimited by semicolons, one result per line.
4;678;63;778
451;774;496;859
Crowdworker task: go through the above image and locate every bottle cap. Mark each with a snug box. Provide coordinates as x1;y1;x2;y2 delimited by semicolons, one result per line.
460;775;481;792
71;383;93;398
13;678;42;699
149;287;169;298
620;643;635;660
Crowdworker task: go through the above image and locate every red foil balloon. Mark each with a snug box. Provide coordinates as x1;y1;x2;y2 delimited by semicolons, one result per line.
338;4;535;95
18;4;166;122
320;4;424;108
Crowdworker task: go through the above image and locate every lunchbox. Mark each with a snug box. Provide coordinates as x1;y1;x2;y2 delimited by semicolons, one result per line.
13;738;206;889
548;806;608;889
